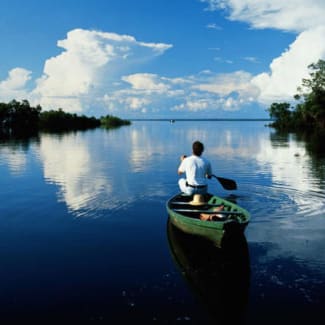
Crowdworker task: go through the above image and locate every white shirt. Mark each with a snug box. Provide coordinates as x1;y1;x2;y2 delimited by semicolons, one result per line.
178;155;212;186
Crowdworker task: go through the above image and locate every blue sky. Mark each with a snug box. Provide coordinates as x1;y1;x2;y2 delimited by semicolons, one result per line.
0;0;324;119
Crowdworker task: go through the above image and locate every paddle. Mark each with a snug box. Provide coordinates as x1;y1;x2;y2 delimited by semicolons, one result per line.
211;174;237;190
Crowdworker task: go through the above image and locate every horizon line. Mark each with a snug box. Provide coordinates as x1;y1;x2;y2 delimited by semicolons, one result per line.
129;118;272;121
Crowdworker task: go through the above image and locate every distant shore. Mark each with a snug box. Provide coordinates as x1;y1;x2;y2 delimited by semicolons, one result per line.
130;118;271;121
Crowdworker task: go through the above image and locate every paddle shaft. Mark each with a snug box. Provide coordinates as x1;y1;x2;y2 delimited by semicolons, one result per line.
211;174;237;190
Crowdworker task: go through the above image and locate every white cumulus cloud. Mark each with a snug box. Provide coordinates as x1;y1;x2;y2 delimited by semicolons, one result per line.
122;73;170;93
3;2;325;117
31;28;172;112
0;68;32;102
103;70;260;115
201;0;325;32
201;0;325;104
192;70;258;98
252;26;325;103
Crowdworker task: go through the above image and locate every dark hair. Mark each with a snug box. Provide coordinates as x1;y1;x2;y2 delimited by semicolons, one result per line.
192;141;204;156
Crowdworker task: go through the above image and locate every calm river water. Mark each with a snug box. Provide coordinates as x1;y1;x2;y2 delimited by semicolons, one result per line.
0;120;324;324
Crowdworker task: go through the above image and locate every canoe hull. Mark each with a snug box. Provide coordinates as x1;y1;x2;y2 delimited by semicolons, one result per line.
166;193;250;247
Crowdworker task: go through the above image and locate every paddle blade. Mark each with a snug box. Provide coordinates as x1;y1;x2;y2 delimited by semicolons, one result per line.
212;175;237;190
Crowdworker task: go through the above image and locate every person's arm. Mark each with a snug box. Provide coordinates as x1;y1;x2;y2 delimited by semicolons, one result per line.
178;155;187;175
206;161;212;179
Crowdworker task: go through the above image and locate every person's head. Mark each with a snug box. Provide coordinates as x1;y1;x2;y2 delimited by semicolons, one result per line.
192;141;204;156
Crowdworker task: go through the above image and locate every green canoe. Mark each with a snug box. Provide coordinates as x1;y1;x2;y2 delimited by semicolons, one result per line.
166;193;250;247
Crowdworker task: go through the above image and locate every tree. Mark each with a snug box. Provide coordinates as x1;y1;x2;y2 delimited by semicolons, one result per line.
1;100;131;135
268;102;292;129
294;59;325;129
100;115;131;128
39;109;101;131
268;59;325;130
0;100;41;134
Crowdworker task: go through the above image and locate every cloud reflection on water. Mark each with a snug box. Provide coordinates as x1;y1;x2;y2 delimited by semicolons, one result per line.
0;147;28;175
1;123;324;282
38;133;114;214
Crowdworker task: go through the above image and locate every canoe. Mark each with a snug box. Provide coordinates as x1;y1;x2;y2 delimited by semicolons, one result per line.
166;193;250;247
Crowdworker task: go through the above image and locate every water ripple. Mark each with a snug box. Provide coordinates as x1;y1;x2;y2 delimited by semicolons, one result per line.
234;176;325;222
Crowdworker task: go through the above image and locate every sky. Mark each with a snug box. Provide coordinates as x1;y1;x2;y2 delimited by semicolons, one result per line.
0;0;325;119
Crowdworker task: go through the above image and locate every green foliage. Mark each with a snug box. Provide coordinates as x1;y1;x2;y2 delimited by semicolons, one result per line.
268;59;325;131
294;60;325;128
0;100;131;135
268;102;293;129
39;109;100;131
100;115;131;128
0;100;41;135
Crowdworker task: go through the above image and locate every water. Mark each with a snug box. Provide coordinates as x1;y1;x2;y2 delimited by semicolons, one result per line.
0;121;324;324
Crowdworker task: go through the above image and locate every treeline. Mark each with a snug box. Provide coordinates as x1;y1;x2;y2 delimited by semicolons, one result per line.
0;100;131;135
0;100;41;133
100;115;131;128
40;109;100;131
268;59;325;131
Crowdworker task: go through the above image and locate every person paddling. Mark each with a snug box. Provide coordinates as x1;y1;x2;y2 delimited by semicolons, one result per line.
177;141;212;195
